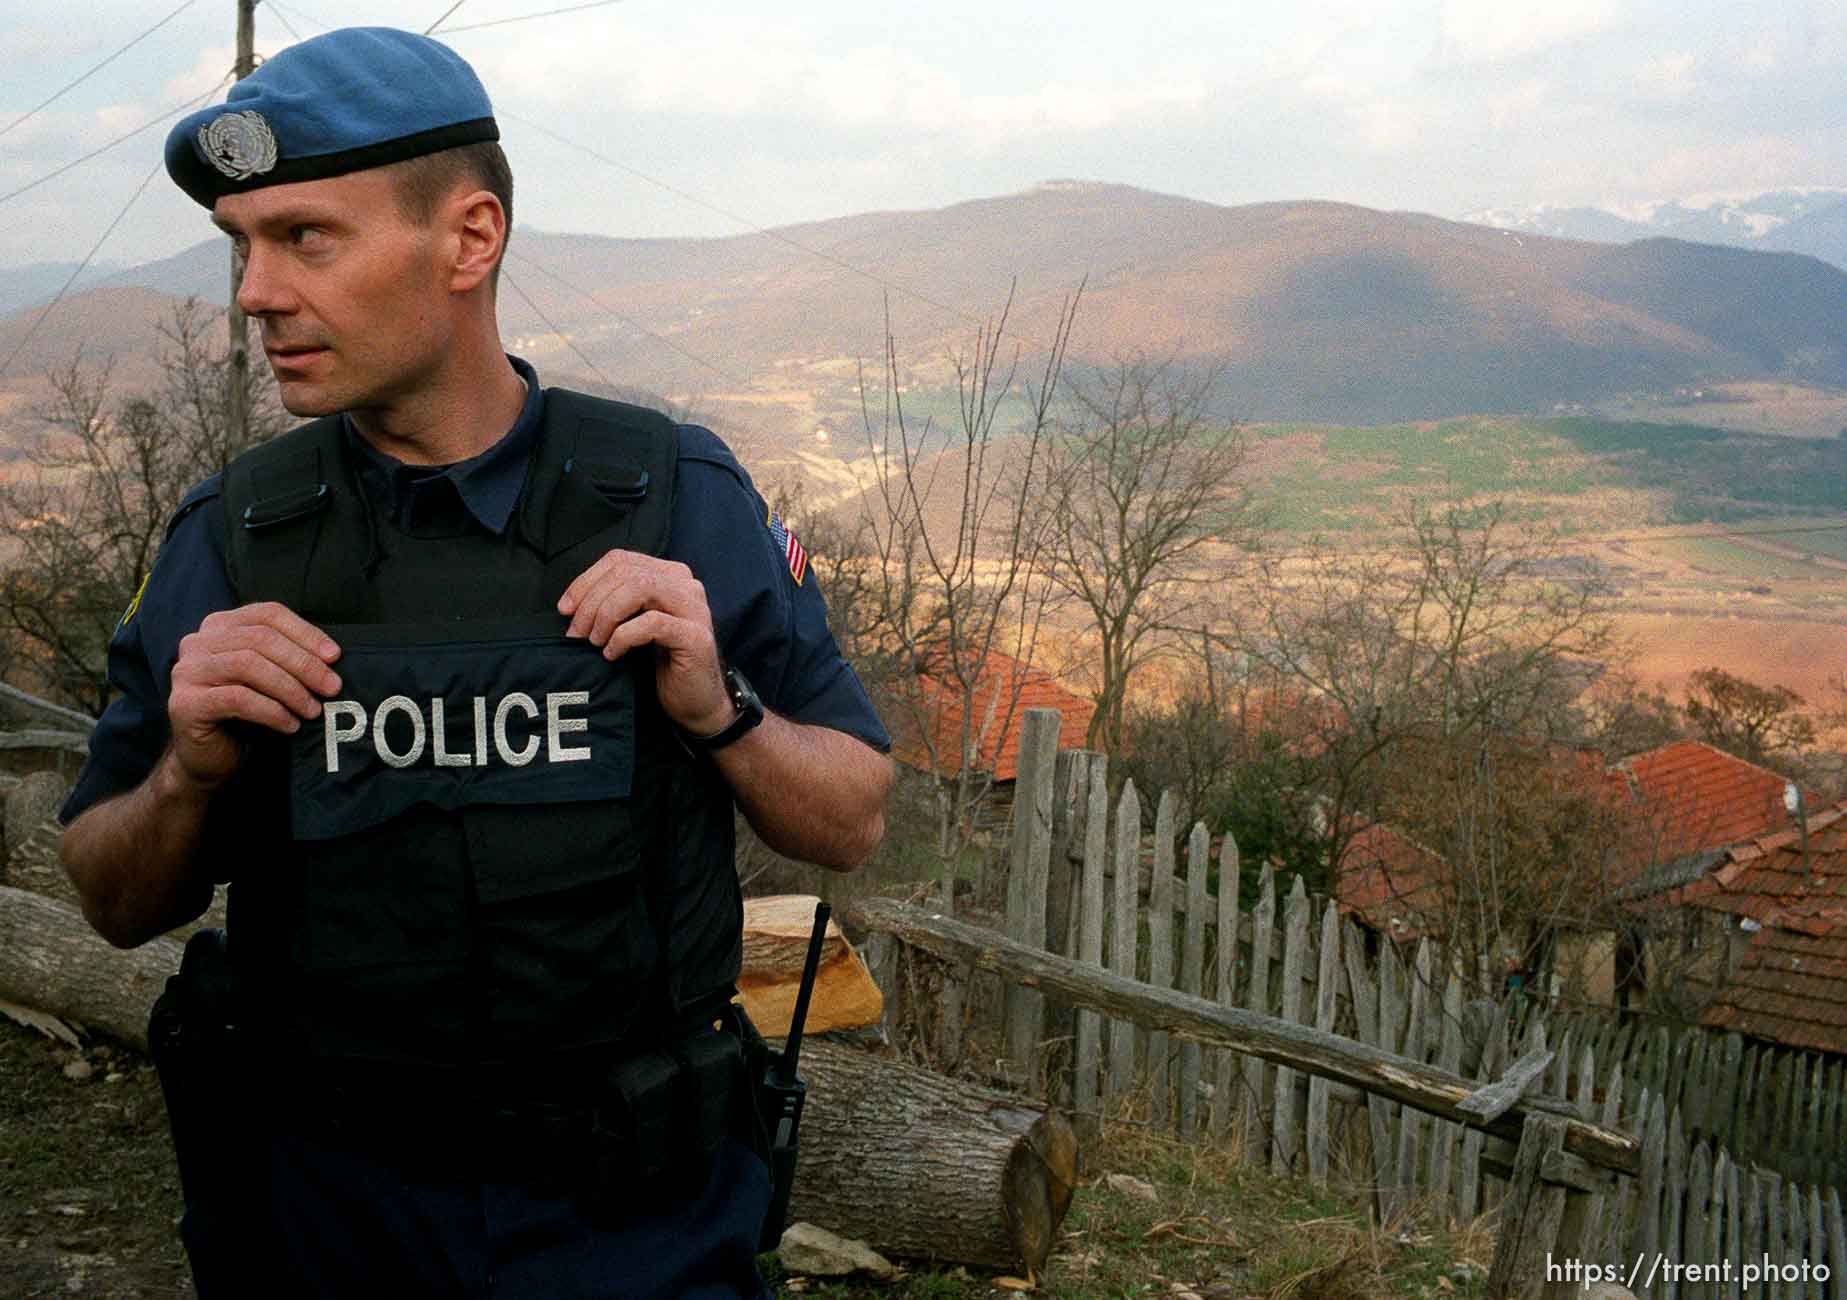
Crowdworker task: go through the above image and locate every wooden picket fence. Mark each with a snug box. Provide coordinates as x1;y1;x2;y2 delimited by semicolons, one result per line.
907;709;1847;1297
1534;1006;1847;1194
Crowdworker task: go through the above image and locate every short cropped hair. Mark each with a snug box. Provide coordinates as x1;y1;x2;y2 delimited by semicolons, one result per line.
388;140;514;282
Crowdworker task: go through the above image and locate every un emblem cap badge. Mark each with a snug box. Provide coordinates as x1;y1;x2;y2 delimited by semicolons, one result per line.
197;110;279;181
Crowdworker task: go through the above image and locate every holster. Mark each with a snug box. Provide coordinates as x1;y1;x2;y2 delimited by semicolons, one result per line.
149;929;244;1205
578;1021;748;1221
149;928;273;1298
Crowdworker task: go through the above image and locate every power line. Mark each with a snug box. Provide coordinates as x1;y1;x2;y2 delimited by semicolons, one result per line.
501;110;1041;347
430;1;627;35
264;1;326;34
499;264;618;391
505;249;756;390
0;0;202;141
0;154;167;380
0;73;232;210
265;2;305;41
423;2;469;36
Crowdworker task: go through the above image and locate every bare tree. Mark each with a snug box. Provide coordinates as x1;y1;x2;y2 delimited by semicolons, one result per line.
1038;355;1260;755
855;287;1080;901
1116;641;1324;892
1575;667;1687;760
0;300;283;713
1682;666;1816;771
1239;496;1621;990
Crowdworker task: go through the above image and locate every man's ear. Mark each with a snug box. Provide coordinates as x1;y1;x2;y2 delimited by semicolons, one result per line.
448;189;505;293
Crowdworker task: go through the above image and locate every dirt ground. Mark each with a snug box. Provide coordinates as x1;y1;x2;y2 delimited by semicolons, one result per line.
0;1016;191;1299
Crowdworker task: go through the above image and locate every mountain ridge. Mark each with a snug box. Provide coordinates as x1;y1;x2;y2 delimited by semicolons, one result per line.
3;184;1844;434
1463;186;1847;270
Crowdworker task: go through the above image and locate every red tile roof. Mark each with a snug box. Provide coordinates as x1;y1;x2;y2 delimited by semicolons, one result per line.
1613;740;1810;876
1629;802;1847;1055
888;649;1095;783
1651;801;1847;923
1335;740;1813;937
1335;821;1450;940
1701;907;1847;1056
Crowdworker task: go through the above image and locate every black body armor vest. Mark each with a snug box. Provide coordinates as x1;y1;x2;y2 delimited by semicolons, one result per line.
217;391;743;1073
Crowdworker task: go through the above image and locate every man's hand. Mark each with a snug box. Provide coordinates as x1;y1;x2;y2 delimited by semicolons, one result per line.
558;550;733;736
558;548;891;871
168;601;343;788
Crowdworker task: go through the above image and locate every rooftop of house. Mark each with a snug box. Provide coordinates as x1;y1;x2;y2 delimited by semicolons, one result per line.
1333;820;1451;941
1334;738;1818;937
1647;800;1847;923
887;648;1096;783
1612;740;1813;886
1700;905;1847;1057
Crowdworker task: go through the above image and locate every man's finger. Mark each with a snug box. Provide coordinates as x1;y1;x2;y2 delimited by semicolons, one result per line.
558;549;632;619
569;581;645;646
206;647;331;719
209;624;343;698
188;682;304;736
595;608;682;662
211;601;341;662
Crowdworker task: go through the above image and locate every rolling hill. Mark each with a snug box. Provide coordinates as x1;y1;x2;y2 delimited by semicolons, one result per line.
3;182;1846;434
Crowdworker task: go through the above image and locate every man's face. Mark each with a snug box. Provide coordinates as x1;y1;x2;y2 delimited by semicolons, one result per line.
213;169;453;418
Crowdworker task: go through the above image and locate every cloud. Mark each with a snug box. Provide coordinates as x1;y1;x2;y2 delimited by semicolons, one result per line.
1629;133;1817;197
478;16;1206;139
1634;51;1700;102
161;44;235;105
1437;0;1619;64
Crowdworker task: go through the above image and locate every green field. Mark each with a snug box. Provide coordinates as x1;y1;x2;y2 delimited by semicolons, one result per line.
1664;536;1839;582
1249;415;1847;534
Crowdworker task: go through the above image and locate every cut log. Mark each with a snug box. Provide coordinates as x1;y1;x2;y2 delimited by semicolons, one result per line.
792;1038;1077;1274
0;886;181;1050
738;894;882;1036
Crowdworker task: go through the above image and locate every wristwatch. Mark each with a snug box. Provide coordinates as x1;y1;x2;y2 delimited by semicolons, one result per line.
687;665;764;752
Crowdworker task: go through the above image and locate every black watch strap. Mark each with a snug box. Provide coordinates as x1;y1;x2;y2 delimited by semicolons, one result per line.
689;665;764;752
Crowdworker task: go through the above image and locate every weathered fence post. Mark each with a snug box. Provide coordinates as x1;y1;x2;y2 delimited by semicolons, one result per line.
1107;779;1141;1103
1074;759;1110;1120
1271;875;1309;1177
1177;822;1209;1138
1486;1113;1569;1300
1241;863;1275;1166
1003;708;1060;1086
1307;901;1339;1183
1212;832;1241;1136
1394;940;1434;1213
1042;747;1100;1106
1428;965;1464;1216
1147;790;1180;1126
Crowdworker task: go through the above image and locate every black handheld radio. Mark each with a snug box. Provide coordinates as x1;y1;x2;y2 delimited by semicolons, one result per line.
756;899;830;1252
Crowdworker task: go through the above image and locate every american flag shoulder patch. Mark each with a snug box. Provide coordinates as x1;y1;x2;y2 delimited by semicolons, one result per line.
766;508;808;586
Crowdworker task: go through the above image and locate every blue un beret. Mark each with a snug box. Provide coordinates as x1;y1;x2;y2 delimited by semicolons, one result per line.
165;27;498;209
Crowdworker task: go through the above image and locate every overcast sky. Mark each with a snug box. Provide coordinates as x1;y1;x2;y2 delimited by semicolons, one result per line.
2;0;1844;271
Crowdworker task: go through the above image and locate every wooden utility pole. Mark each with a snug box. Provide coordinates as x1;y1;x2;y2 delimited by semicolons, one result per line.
225;0;257;448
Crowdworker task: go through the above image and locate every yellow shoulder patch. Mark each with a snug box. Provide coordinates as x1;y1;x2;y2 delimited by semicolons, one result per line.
119;573;149;628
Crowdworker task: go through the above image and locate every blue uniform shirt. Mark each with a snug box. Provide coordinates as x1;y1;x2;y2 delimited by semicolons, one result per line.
61;356;888;827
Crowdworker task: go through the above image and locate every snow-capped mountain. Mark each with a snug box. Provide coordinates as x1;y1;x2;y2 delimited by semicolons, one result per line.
1462;187;1847;269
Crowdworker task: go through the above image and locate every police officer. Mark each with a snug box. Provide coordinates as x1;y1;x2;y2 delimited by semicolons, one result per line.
56;26;892;1300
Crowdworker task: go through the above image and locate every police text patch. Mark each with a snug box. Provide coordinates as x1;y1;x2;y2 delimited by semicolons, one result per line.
289;621;635;840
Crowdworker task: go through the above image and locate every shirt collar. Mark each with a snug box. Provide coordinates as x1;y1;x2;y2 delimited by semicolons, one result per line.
343;354;544;536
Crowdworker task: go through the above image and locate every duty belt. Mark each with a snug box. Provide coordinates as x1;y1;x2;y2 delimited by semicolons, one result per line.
289;1025;749;1194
